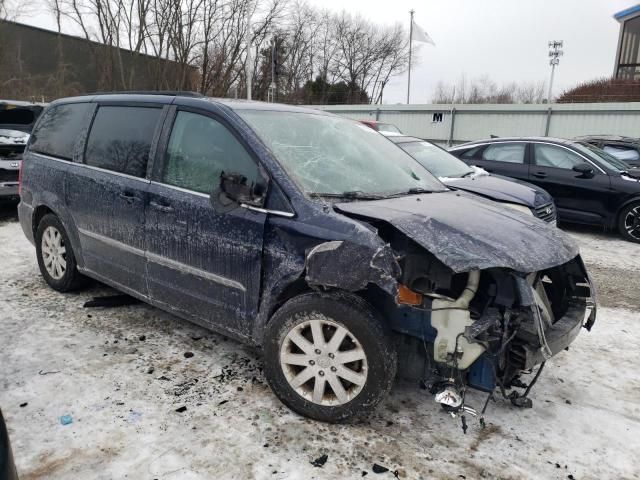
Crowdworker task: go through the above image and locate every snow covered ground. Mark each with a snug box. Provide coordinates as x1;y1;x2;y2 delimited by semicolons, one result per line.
1;211;639;480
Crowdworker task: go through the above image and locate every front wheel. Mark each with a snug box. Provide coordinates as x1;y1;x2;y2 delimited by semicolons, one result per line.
618;202;640;243
263;291;397;423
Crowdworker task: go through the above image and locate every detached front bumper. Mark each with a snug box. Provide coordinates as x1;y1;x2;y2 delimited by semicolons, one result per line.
512;300;591;370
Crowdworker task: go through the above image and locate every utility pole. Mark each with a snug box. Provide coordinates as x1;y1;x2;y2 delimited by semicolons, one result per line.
547;40;563;104
407;9;414;104
268;37;277;103
245;1;253;100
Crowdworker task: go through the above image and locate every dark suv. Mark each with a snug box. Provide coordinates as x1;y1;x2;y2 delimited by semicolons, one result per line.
19;94;596;422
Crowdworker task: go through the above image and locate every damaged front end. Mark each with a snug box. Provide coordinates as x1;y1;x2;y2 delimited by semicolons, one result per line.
331;192;597;414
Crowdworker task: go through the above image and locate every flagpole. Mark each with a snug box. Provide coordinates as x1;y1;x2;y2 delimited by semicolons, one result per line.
407;9;414;104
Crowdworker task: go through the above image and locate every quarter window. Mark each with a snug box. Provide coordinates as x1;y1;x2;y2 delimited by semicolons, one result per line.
534;144;584;169
162;111;259;194
85;106;162;177
30;103;92;160
481;143;526;164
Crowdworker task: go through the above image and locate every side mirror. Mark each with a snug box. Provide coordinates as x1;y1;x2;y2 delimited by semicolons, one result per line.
212;171;267;211
572;163;595;178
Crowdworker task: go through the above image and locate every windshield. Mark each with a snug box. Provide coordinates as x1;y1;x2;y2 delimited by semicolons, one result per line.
238;110;446;196
377;123;401;134
399;141;474;178
574;142;631;172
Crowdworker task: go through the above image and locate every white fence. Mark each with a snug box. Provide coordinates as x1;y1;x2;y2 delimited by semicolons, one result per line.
311;103;640;146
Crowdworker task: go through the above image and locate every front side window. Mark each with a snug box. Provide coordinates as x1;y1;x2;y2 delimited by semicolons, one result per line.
482;143;526;164
534;144;585;169
30;103;92;160
85;106;162;177
162;111;259;194
237;110;445;197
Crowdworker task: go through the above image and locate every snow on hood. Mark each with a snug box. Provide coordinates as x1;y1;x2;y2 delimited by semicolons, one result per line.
336;191;579;274
0;129;29;145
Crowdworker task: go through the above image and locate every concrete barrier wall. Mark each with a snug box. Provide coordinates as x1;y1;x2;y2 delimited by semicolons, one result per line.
311;103;640;146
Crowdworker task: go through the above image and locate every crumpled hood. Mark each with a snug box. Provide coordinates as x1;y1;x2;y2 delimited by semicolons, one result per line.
444;174;552;208
335;191;579;273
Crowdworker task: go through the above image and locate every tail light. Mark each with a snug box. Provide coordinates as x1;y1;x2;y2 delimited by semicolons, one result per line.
18;159;24;196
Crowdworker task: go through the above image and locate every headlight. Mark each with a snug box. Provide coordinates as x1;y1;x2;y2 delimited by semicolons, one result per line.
501;202;534;216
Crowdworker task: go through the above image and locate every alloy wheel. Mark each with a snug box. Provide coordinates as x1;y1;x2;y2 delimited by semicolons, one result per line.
625;206;640;240
41;226;67;280
280;317;368;406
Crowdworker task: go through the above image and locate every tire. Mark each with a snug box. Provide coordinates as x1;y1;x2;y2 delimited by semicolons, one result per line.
35;213;86;291
263;291;397;423
618;201;640;243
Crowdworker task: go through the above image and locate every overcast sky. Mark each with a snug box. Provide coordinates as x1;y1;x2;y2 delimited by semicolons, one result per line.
21;0;637;104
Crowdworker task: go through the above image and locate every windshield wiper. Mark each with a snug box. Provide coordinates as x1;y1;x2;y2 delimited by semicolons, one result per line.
460;171;475;178
310;190;387;200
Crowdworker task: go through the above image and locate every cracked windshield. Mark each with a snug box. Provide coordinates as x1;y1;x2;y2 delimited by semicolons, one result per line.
238;110;446;198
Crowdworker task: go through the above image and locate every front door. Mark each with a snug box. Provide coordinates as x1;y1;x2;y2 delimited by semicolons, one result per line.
145;109;267;337
66;104;164;294
529;142;612;225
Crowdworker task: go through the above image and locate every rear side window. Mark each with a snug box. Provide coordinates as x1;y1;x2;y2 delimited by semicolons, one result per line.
162;111;259;194
85;106;162;177
30;103;92;160
481;143;526;164
603;144;640;161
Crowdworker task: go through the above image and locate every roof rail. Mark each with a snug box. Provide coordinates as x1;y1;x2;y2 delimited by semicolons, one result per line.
88;91;204;98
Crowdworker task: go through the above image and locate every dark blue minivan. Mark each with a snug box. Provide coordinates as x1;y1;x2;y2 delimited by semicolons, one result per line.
18;93;596;422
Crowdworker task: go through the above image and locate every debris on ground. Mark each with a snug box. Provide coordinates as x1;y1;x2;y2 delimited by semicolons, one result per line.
311;454;328;467
184;352;194;358
38;370;60;375
372;463;389;474
59;415;73;425
175;406;187;413
19;402;27;408
83;295;142;308
147;367;155;374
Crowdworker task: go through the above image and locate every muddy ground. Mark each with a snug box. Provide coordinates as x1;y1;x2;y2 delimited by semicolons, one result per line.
1;203;639;479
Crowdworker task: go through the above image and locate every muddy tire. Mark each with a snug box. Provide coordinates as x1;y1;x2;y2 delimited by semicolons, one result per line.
618;201;640;243
263;291;397;423
35;214;86;292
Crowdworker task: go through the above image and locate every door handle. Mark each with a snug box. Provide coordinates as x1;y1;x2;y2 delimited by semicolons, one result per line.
532;172;547;179
119;191;140;203
149;200;174;213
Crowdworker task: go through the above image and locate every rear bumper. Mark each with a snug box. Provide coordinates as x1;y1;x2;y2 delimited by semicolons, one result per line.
18;200;35;245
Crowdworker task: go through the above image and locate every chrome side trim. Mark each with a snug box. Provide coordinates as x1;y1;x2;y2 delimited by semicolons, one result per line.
149;180;210;198
146;251;246;292
78;228;245;292
79;228;145;257
31;151;151;183
241;203;295;218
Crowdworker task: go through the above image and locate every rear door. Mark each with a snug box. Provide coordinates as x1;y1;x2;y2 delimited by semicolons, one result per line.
66;104;164;295
466;142;530;181
529;142;611;225
145;107;267;337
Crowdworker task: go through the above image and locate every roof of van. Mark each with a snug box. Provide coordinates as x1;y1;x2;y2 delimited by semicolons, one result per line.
50;92;331;116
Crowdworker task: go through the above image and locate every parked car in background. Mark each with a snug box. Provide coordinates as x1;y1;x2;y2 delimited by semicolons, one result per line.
450;137;640;242
0;101;44;203
0;409;18;480
575;135;640;168
19;94;595;422
359;120;402;134
384;134;557;223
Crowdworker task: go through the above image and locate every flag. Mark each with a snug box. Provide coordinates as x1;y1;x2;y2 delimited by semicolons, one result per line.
411;21;435;46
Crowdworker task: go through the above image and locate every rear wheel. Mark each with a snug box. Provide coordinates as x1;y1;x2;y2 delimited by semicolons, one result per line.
35;214;86;291
618;202;640;243
263;291;397;422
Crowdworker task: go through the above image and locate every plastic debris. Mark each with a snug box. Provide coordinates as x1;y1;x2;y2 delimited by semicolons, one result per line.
311;454;328;467
175;406;187;413
372;464;389;474
19;402;28;408
60;414;73;425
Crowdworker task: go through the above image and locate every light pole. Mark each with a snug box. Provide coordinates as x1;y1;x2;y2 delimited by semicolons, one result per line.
547;40;563;103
